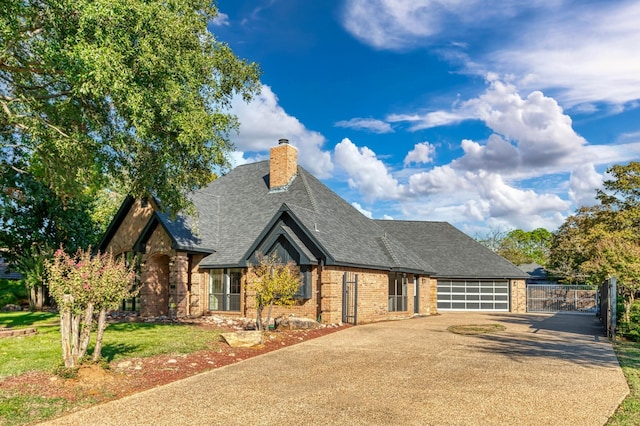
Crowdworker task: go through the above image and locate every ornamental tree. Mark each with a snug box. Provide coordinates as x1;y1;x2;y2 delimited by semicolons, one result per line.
47;248;136;367
1;0;261;215
247;252;301;332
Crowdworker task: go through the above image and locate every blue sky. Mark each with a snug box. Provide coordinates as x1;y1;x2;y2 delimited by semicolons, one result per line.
210;0;640;236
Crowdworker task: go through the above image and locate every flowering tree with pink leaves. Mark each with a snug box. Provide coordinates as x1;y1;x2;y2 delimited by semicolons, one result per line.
47;248;136;367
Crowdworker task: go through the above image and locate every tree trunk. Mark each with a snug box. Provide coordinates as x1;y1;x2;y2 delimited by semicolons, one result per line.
255;303;264;331
265;302;274;331
70;312;81;366
35;285;44;310
60;295;73;367
77;302;94;361
29;286;36;311
93;308;108;362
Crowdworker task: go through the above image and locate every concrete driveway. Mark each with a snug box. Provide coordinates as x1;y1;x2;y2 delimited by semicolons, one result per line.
42;313;628;426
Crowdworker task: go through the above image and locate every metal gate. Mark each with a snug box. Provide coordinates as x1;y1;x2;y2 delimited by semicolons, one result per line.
527;285;597;313
342;272;358;325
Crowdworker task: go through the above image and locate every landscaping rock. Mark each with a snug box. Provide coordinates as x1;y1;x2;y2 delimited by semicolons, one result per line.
1;304;22;312
275;316;320;330
221;331;264;348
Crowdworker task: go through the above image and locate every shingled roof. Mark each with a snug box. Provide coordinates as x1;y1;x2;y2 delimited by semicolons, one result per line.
375;221;528;279
102;150;526;279
160;161;429;273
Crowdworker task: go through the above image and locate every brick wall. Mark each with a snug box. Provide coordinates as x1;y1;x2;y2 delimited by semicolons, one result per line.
319;266;420;324
242;265;319;323
417;276;436;315
269;142;298;189
104;198;154;255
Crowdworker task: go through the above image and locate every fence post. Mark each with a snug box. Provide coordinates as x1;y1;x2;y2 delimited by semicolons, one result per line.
610;276;617;342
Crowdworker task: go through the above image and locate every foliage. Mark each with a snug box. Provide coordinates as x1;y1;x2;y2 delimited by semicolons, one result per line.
0;163;100;308
476;227;552;266
474;228;508;253
46;247;136;367
619;300;640;343
0;278;28;306
1;0;261;216
549;162;640;329
247;252;301;331
496;228;552;266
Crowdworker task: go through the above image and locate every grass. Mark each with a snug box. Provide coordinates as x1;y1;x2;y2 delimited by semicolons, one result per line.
0;394;70;426
0;312;222;379
447;323;506;335
0;311;225;425
0;312;61;378
607;340;640;425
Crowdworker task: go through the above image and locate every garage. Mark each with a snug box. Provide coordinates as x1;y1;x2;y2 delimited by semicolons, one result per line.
437;279;510;311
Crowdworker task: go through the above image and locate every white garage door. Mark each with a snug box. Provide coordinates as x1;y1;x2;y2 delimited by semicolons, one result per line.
437;279;509;311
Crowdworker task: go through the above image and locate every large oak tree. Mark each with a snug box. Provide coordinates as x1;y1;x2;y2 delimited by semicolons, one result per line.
2;0;260;211
1;0;261;295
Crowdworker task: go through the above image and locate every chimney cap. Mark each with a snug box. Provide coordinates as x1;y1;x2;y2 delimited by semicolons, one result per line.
278;138;289;145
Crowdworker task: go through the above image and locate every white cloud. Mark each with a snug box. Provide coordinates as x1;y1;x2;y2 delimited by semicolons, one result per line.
568;163;602;207
488;2;640;107
407;165;466;195
386;110;470;131
230;85;333;177
473;171;569;221
334;118;394;134
341;0;443;50
334;138;404;201
351;202;373;218
464;79;587;167
404;142;436;166
342;1;640;107
212;12;230;26
454;135;519;173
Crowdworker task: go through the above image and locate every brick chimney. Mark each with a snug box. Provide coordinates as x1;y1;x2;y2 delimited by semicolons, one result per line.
269;138;298;191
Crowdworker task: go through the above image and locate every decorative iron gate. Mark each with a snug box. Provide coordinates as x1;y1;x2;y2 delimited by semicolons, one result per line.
342;272;358;325
527;285;597;313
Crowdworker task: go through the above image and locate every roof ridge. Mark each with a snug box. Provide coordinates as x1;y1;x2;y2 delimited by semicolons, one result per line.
378;234;401;267
298;168;319;212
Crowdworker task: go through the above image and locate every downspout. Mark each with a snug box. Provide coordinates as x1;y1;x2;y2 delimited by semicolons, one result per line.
186;254;193;317
317;259;324;323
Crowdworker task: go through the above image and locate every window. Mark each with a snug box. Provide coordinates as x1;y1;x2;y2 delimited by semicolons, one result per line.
120;252;141;312
209;269;241;311
389;273;408;312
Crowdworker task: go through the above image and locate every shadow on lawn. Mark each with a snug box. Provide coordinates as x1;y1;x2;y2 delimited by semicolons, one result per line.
0;311;58;328
99;342;143;362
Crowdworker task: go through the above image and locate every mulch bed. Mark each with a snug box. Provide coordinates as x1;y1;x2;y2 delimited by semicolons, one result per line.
0;323;349;412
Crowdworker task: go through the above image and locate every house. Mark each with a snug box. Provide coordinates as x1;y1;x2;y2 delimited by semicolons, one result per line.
518;262;552;285
99;139;528;324
0;257;23;281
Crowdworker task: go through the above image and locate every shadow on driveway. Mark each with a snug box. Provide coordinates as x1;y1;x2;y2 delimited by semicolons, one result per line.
41;312;629;426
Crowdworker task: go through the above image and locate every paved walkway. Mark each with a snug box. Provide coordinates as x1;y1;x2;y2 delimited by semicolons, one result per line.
41;313;629;426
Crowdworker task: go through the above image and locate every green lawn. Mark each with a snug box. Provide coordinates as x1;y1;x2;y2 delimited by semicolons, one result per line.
608;340;640;425
0;312;222;378
1;311;225;425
